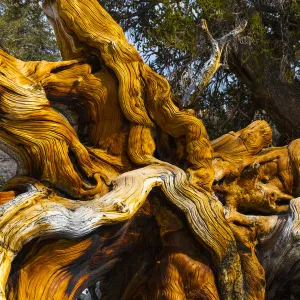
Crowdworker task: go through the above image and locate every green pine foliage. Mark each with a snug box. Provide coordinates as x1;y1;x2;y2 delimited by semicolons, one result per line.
0;0;60;61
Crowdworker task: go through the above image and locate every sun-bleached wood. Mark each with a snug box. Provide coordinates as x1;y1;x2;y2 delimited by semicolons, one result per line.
0;0;300;299
182;19;247;106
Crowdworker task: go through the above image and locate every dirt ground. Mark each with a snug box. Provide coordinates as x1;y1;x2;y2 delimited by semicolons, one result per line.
0;149;17;188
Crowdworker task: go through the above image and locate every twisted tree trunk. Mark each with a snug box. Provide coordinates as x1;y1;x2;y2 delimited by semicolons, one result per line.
0;1;300;299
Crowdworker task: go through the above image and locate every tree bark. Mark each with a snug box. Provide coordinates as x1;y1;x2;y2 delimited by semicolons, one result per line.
0;1;300;299
229;48;300;141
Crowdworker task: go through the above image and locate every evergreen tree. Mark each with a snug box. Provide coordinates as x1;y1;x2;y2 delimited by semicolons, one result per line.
0;0;60;61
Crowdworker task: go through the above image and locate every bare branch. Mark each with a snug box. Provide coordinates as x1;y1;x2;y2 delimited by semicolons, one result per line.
218;20;248;50
181;20;247;107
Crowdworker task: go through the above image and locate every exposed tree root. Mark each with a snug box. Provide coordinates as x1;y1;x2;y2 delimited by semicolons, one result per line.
0;0;300;299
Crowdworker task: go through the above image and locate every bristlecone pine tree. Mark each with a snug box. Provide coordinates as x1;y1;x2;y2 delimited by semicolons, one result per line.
0;1;300;299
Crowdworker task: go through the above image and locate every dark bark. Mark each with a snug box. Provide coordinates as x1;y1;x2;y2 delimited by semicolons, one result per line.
229;51;300;142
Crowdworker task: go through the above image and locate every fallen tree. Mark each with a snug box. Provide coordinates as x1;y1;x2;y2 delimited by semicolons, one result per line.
0;0;300;299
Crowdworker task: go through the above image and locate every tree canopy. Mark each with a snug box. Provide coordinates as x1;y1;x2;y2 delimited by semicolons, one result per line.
0;0;60;61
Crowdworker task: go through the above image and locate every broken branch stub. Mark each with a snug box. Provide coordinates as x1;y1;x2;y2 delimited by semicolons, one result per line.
182;19;247;107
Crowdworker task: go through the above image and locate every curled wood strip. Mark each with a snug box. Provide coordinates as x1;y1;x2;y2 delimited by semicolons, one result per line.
42;0;215;191
1;0;299;298
0;162;242;300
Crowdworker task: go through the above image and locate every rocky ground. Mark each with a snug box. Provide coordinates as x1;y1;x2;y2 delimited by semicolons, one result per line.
0;150;17;188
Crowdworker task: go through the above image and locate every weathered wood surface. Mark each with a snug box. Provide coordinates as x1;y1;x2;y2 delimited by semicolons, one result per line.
0;0;300;299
